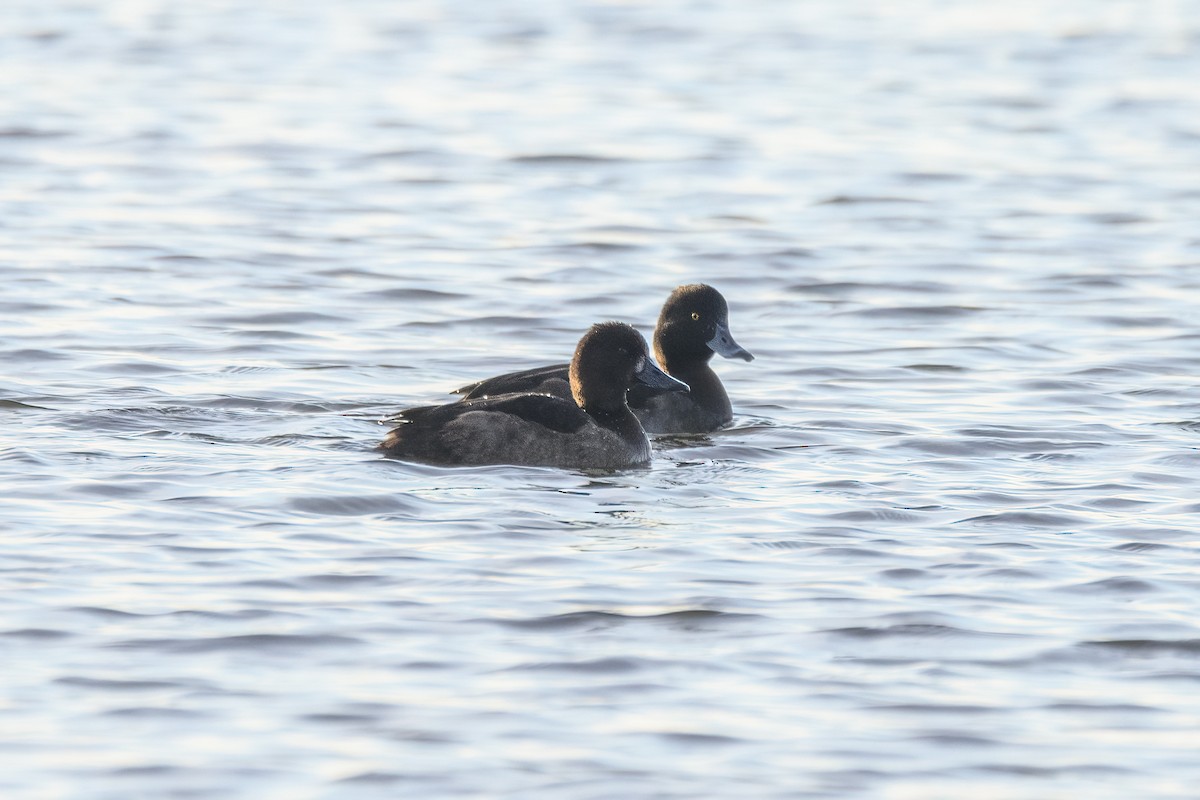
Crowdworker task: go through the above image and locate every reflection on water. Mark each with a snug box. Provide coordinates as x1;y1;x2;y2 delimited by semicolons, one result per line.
2;0;1200;797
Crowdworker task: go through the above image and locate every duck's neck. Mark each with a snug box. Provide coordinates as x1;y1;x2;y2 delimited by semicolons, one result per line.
656;334;721;402
666;359;730;414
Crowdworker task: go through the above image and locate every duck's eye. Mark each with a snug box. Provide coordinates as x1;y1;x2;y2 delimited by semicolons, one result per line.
691;311;701;321
635;356;646;372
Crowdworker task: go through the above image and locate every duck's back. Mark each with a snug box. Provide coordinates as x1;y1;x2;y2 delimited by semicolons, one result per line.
453;364;571;401
453;362;732;434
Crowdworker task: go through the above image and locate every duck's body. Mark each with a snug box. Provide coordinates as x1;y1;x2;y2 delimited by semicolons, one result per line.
382;391;651;469
454;284;753;434
628;361;732;433
382;322;686;468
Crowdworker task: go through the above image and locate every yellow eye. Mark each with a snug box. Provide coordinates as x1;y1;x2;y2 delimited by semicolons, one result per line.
691;312;700;321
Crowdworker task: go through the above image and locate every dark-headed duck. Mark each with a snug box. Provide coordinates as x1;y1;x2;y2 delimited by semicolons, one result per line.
382;322;687;468
453;284;752;433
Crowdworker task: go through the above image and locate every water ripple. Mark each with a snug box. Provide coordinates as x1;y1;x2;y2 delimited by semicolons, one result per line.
4;1;1200;797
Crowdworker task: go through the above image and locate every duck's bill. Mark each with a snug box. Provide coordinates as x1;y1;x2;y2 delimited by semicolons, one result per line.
635;358;689;393
707;321;754;362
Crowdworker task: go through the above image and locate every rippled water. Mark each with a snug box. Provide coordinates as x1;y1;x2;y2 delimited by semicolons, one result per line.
3;1;1200;797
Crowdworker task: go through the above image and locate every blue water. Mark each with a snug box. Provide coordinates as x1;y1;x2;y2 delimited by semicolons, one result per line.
3;1;1200;797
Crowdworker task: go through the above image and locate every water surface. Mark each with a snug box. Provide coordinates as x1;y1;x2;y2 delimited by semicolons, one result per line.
2;1;1200;797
